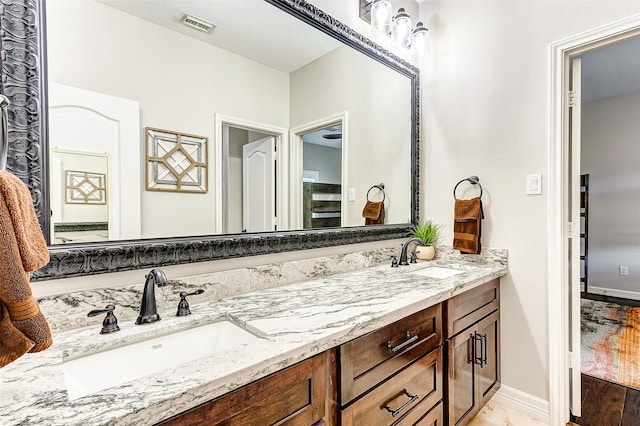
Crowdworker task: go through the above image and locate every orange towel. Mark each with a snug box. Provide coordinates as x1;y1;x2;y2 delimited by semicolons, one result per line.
0;170;52;368
453;197;484;254
362;201;385;225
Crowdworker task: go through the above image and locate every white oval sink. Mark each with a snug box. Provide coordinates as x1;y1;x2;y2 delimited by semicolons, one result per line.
63;320;263;400
408;266;465;279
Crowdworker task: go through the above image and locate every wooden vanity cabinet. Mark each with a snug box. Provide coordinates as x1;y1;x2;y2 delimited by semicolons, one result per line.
339;304;443;426
157;279;501;426
444;279;500;426
157;349;337;426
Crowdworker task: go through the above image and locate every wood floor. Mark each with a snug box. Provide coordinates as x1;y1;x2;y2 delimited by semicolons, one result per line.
572;374;640;426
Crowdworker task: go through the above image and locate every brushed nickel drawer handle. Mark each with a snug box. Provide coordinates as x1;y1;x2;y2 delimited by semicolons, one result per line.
387;331;419;353
384;390;419;417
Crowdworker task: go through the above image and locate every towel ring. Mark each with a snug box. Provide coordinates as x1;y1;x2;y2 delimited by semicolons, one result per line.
453;176;483;199
367;183;385;203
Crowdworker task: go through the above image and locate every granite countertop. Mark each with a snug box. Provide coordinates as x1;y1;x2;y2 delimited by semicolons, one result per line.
0;250;507;425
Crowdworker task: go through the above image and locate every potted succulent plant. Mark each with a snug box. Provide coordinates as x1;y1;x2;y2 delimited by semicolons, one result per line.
410;220;442;260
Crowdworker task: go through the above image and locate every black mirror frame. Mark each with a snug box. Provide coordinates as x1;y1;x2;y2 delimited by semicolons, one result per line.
0;0;419;281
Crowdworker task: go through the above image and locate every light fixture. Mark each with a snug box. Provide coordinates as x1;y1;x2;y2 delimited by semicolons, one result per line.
359;0;428;55
370;0;392;35
411;21;429;53
391;8;412;49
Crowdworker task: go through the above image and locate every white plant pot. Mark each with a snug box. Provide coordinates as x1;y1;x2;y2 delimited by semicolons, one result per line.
415;245;435;261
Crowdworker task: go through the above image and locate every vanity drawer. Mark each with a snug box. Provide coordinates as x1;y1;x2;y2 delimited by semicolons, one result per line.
397;401;443;426
340;348;442;426
158;349;335;426
339;304;441;405
444;278;499;338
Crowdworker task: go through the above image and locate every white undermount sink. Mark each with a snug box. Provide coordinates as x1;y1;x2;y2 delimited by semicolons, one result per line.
63;320;262;400
407;266;465;279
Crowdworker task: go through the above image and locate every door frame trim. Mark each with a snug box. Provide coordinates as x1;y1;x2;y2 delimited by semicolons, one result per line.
548;13;640;426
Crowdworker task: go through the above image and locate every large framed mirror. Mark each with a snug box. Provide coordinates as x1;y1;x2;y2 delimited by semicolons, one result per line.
0;0;419;280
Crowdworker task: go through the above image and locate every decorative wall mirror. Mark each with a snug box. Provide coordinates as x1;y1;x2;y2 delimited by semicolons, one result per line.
0;0;419;280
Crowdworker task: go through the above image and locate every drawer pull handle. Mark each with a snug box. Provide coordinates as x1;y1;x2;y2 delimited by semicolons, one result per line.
387;331;419;353
384;390;419;417
472;332;487;366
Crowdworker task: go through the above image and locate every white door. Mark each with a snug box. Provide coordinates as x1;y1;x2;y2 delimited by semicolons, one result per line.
568;57;582;418
242;137;275;233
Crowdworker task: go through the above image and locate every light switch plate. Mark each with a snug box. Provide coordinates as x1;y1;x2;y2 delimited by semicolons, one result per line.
527;174;542;195
348;187;356;202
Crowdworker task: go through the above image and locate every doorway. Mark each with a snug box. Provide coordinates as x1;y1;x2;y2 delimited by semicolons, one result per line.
290;112;348;230
214;114;288;234
572;34;640;425
223;126;275;233
48;82;141;242
549;15;640;425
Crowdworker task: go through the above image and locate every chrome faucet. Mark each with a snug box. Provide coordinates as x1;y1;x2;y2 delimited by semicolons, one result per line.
399;238;424;266
136;268;168;325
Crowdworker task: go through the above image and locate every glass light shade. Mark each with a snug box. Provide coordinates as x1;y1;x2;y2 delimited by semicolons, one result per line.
371;0;392;35
412;21;429;56
391;8;412;49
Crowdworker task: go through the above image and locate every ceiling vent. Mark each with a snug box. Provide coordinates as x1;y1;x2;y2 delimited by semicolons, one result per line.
180;14;215;33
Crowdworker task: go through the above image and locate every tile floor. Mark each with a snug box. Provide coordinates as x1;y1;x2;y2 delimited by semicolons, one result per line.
468;401;550;426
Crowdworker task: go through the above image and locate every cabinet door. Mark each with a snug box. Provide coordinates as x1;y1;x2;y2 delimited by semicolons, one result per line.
476;311;500;406
445;279;499;338
446;332;476;426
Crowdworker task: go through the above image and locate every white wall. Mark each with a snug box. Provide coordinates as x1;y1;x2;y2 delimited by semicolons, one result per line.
290;45;412;225
419;0;640;403
46;0;290;239
582;92;640;297
303;143;342;184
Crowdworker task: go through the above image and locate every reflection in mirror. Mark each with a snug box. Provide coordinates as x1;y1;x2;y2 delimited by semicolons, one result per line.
6;0;419;280
222;124;276;234
50;149;110;243
45;0;413;244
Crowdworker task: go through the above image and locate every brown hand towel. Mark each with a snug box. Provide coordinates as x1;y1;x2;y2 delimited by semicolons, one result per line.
0;170;52;368
453;197;484;254
362;201;385;225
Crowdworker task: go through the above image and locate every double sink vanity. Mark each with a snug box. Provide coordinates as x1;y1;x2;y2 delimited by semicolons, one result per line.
0;246;507;425
0;0;505;423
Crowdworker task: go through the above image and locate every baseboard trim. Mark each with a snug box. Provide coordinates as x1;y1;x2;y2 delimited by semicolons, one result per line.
491;385;550;424
585;286;640;301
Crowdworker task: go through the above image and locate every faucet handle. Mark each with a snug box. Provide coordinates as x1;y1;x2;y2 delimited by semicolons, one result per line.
87;304;120;334
176;289;205;317
391;255;399;268
410;251;417;263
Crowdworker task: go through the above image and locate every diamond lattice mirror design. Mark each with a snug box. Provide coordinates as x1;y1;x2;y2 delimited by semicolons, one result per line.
146;128;208;193
65;171;107;204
